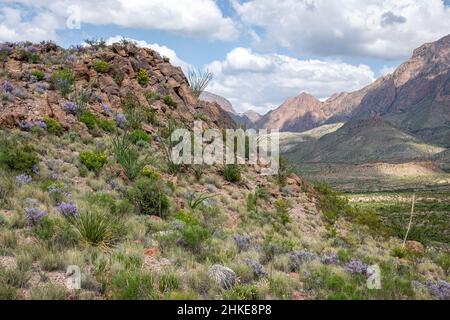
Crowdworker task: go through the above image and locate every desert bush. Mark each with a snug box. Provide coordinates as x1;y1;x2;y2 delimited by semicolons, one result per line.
136;69;149;86
29;284;69;300
0;265;30;288
224;284;259;300
43;117;63;135
222;164;241;183
19;49;39;64
0;174;15;207
130;129;150;144
109;270;156;300
50;69;75;96
181;224;210;251
0;139;38;174
93;60;110;73
79;111;98;130
274;198;292;225
144;91;160;105
0;283;17;300
31;70;45;81
163;95;178;109
79;150;107;174
98;118;116;132
128;177;170;217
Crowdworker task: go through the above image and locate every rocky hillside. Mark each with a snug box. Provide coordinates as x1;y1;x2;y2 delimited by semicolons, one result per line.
285;117;445;164
0;41;448;301
200;91;260;128
258;34;450;150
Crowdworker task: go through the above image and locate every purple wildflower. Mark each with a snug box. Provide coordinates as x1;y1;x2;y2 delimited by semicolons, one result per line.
16;174;33;185
63;101;78;115
56;202;79;220
35;84;46;94
115;113;127;129
66;54;77;63
234;235;252;252
290;251;319;271
32;164;40;174
322;252;340;265
346;259;369;275
101;103;112;115
244;258;267;278
18;120;32;131
1;80;13;93
428;280;450;300
25;207;45;226
33;120;47;131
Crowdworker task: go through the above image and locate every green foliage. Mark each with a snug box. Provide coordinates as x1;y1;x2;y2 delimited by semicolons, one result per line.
128;177;170;217
80;111;98;130
145;91;160;105
71;210;117;248
277;156;294;186
79;150;107;174
112;131;148;180
0;139;38;174
19;49;39;64
110;271;156;300
158;273;179;293
50;69;75;96
29;284;69;300
130;129;150;144
0;266;30;288
136;68;149;86
186;192;215;210
43;117;63;135
163;95;178;109
31;70;45;81
222;164;241;183
122;94;145;130
98;118;116;132
0;283;17;300
274;198;292;225
224;284;259;300
262;233;295;262
181;224;210;250
93;60;110;73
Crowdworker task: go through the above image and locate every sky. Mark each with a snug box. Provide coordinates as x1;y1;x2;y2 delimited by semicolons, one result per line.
1;0;450;114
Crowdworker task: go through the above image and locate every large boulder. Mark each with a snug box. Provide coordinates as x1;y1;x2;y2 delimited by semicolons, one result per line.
208;264;237;289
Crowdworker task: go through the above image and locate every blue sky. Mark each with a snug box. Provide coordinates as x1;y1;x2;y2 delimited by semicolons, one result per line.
1;0;450;114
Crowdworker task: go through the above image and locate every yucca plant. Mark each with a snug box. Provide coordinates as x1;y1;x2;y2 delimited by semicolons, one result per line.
187;68;213;98
71;211;116;249
112;131;148;180
186;192;216;210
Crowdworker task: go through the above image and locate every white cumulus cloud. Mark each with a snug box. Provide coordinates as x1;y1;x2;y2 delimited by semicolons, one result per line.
0;0;237;42
232;0;450;60
206;47;376;114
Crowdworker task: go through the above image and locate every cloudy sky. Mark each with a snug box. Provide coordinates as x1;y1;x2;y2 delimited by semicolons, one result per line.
1;0;450;114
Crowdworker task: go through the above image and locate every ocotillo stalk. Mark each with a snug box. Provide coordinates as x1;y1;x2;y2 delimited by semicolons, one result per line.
402;193;416;249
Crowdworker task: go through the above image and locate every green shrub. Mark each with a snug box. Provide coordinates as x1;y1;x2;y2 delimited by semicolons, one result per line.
0;266;30;288
0;174;15;207
44;117;63;135
80;111;98;130
122;94;145;130
29;284;69;300
31;70;45;81
222;164;241;183
71;210;117;248
98;118;116;132
144;91;160;105
163;95;178;109
79;151;107;174
269;274;296;299
181;224;210;250
128;177;170;217
137;68;149;86
110;271;156;300
158;273;179;293
224;284;259;300
0;140;38;174
50;69;75;96
93;60;110;73
0;283;17;300
130;129;150;144
275;198;291;225
19;49;39;64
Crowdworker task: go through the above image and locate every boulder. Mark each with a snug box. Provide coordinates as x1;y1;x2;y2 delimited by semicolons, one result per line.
208;265;237;289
